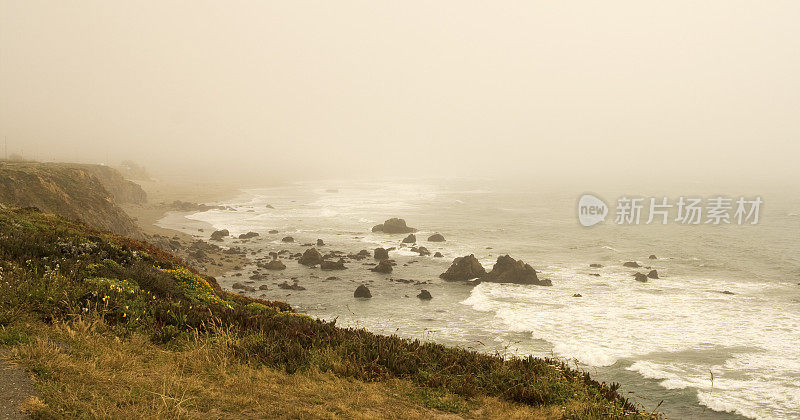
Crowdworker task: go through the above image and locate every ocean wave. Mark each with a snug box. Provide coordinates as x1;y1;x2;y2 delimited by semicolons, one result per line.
460;271;800;419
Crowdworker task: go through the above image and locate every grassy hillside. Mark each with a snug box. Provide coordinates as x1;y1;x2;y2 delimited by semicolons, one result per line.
0;208;655;419
0;162;142;237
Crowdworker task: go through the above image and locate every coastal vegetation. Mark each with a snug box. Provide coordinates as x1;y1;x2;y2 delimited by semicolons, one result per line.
0;207;656;418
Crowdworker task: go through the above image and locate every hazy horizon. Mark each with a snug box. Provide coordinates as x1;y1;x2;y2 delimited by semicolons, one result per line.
2;1;799;185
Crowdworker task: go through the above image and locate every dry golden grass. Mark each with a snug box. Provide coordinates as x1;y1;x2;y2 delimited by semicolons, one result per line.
7;318;559;419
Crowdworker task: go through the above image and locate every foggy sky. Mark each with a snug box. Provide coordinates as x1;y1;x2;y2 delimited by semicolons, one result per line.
1;1;799;184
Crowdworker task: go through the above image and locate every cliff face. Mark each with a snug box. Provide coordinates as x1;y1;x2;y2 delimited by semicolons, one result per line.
0;162;143;238
67;163;147;205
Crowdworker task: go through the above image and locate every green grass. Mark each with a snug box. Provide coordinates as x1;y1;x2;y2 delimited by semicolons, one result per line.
0;207;656;418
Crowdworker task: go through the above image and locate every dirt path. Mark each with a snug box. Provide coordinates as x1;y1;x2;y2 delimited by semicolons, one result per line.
0;352;36;419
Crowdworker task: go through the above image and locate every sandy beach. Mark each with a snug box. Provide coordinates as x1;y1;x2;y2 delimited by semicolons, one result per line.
122;180;249;277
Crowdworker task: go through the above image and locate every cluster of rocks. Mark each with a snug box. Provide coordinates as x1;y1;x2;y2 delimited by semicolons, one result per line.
210;229;230;241
633;270;659;282
160;200;228;212
439;254;551;286
296;247;348;270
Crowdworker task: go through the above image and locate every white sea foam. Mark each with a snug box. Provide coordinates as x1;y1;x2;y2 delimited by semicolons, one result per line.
461;267;800;419
163;180;800;419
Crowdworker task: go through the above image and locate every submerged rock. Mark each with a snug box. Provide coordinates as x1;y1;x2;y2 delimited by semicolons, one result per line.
439;254;486;281
433;252;443;258
427;233;446;242
722;290;735;295
623;261;641;268
316;238;325;246
281;236;294;243
402;234;416;244
232;282;255;292
634;272;648;282
370;260;393;274
374;247;389;260
238;231;259;239
268;229;279;234
649;254;658;260
298;248;323;266
278;281;305;291
371;218;417;234
647;269;659;279
210;229;229;241
320;259;347;270
416;246;430;256
589;263;603;268
354;284;372;298
573;294;583;297
481;255;551;285
417;290;432;300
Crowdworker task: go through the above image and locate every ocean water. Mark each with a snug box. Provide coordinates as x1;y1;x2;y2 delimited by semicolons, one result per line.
159;178;800;419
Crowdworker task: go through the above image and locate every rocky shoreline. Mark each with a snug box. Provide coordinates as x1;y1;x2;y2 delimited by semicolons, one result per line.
142;214;669;302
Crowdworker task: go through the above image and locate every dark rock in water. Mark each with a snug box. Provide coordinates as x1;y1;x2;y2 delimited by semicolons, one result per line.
298;248;323;266
281;236;294;243
402;234;416;244
623;261;641;268
649;254;657;260
416;246;430;256
301;243;313;247
316;238;325;246
573;294;582;297
210;229;229;241
239;231;259;239
647;269;659;279
278;281;305;291
589;263;603;268
634;272;648;282
249;273;267;280
374;247;389;260
354;284;372;298
190;249;207;260
433;252;443;258
481;255;551;286
588;273;600;277
349;249;370;260
258;285;269;290
232;282;255;292
268;229;279;234
417;290;432;300
262;259;286;270
722;290;735;295
371;218;417;234
370;260;393;273
427;233;445;242
325;276;339;280
440;255;486;281
320;259;347;270
265;204;275;209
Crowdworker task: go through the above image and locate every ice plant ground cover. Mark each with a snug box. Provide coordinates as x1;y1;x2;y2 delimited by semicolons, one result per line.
0;207;654;418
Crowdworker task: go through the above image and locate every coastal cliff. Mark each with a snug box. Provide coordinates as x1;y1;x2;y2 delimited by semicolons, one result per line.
0;161;143;237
